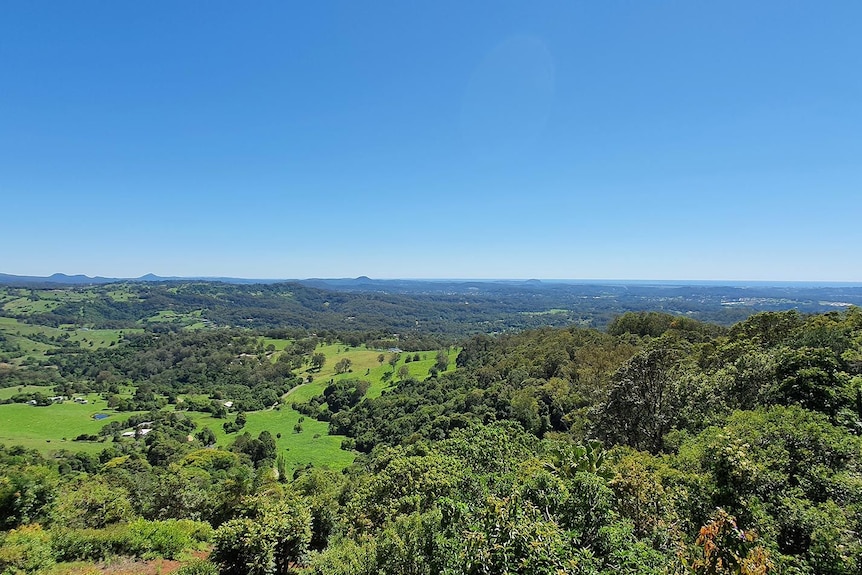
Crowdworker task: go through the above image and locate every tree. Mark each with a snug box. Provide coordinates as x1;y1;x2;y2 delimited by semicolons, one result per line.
311;353;326;372
0;466;57;529
397;365;410;381
434;350;449;372
764;346;849;418
462;493;573;575
334;358;352;374
510;389;542;435
257;431;277;463
52;476;134;528
593;346;683;453
212;496;312;575
151;465;213;520
0;524;55;575
196;427;217;446
146;437;183;466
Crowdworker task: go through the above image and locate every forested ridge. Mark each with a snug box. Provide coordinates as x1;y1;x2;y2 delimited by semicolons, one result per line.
1;306;862;574
4;280;862;336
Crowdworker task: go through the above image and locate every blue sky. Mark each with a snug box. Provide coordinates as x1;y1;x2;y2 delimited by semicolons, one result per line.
2;1;860;280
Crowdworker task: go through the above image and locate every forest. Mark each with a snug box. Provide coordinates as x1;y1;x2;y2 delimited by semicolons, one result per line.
3;279;862;336
1;281;862;574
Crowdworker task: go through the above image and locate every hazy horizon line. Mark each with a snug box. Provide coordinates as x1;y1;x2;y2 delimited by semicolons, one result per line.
3;271;862;287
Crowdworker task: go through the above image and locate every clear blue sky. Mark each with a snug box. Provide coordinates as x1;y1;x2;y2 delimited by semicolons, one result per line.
2;1;860;280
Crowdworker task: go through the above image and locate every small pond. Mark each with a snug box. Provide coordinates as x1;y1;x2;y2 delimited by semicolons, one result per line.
93;413;110;420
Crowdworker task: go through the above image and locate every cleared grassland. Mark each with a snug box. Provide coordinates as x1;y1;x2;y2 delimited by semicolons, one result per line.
105;287;140;302
288;344;459;401
0;393;137;454
261;337;292;352
144;309;205;326
2;297;63;314
184;406;355;472
0;316;137;360
0;385;52;400
0;288;94;317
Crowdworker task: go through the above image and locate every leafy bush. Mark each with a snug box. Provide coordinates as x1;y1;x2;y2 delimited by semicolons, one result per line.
50;525;129;562
127;519;193;559
212;496;311;575
174;559;220;575
52;476;134;529
0;525;55;575
51;519;211;562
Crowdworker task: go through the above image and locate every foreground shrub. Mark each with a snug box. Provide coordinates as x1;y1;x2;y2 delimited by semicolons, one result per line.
212;496;311;575
174;558;219;575
52;477;134;529
126;519;211;559
0;524;55;575
50;524;129;562
51;519;212;562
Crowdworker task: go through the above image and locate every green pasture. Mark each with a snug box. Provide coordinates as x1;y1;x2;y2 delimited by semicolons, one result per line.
0;288;93;314
0;385;52;401
520;308;570;316
183;345;459;471
0;334;54;358
0;393;136;454
41;289;92;302
144;309;204;327
145;310;182;322
0;317;133;359
68;328;132;348
291;344;459;400
105;287;140;302
261;338;292;352
185;406;355;472
2;297;62;315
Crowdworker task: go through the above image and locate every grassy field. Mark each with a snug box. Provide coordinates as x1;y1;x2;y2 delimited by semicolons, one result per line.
261;337;292;352
0;393;138;454
520;308;570;316
0;288;94;317
105;286;140;302
144;309;206;327
184;406;355;472
287;344;459;402
0;316;137;361
2;297;63;315
0;385;53;401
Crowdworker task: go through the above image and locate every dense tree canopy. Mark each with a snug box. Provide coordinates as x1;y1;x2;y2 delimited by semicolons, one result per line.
1;307;862;574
